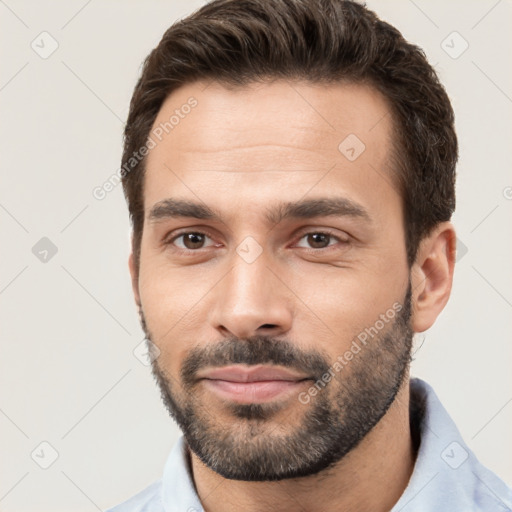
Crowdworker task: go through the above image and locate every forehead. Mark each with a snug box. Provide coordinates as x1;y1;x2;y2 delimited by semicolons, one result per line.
143;79;398;221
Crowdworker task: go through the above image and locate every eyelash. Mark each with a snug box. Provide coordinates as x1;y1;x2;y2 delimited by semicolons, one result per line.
164;229;350;254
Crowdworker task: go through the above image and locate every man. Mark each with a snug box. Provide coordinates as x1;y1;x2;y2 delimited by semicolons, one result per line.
109;0;512;510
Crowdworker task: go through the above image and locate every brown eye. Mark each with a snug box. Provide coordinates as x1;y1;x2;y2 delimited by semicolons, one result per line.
173;232;213;250
184;233;205;249
306;233;331;248
296;232;338;249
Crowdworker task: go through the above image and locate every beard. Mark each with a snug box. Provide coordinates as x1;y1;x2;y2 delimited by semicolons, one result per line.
140;284;413;482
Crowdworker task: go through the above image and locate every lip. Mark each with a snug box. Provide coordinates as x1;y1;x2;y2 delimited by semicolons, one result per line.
202;379;310;403
197;365;310;383
197;365;312;404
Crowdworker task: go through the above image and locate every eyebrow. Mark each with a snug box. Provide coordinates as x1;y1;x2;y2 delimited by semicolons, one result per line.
147;197;371;225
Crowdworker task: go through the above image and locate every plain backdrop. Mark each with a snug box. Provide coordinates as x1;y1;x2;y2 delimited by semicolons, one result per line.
1;1;511;510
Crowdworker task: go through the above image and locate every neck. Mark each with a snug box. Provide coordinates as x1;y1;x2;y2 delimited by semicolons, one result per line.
189;377;416;512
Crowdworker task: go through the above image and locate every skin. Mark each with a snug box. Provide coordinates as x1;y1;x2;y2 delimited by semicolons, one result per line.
128;80;456;512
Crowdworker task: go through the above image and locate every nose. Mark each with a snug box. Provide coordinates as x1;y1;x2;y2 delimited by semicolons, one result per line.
208;252;294;340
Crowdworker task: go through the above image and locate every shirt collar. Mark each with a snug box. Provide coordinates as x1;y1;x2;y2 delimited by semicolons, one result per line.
161;433;203;512
392;377;512;511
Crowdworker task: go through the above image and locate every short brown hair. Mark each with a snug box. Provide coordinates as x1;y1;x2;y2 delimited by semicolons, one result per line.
122;0;457;269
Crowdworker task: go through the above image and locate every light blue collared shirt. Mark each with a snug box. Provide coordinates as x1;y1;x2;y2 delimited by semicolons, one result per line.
107;378;512;511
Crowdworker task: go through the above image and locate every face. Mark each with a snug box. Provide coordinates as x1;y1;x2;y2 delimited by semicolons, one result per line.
132;80;413;481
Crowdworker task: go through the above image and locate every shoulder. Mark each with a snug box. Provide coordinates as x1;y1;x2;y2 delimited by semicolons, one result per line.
106;479;163;512
402;378;512;511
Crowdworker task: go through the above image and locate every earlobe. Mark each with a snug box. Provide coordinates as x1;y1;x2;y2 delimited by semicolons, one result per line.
128;251;141;309
410;222;456;333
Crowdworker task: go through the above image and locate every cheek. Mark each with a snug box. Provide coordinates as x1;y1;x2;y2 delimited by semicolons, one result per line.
287;260;408;353
288;270;362;344
137;258;217;369
138;245;203;312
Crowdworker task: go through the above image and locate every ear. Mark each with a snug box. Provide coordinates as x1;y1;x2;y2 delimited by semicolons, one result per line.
410;222;456;333
128;242;141;310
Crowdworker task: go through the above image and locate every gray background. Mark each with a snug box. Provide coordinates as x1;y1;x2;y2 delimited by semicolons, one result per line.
1;0;511;510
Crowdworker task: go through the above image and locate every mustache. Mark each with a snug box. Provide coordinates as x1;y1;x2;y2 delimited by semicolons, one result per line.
179;335;331;387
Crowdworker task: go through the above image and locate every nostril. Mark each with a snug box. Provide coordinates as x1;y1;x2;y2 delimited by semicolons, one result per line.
259;324;278;329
